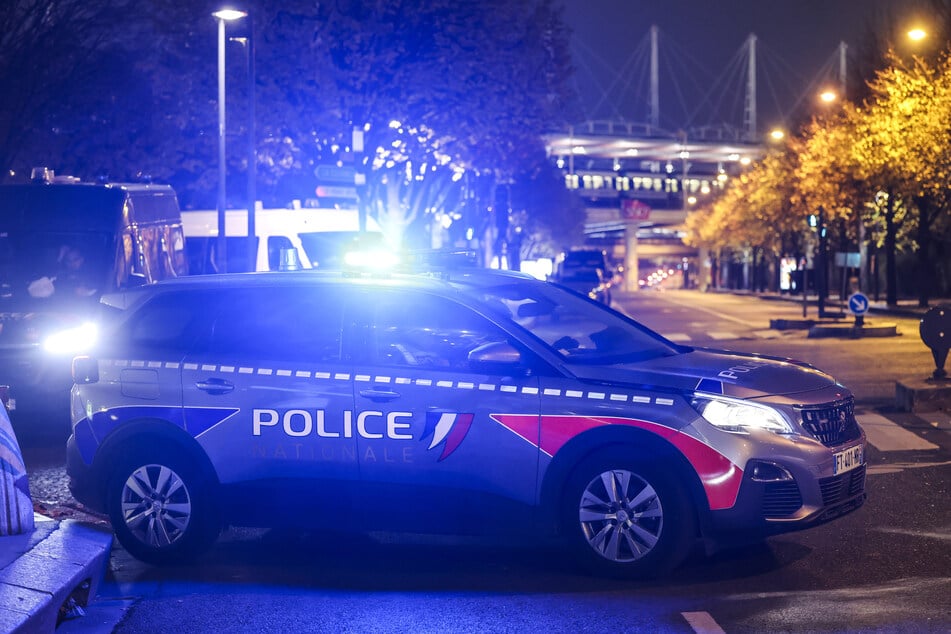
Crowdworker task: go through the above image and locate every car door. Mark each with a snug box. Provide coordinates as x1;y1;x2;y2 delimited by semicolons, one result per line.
349;287;543;534
180;284;357;526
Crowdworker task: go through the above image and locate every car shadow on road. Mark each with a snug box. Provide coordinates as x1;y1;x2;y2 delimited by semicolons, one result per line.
107;527;814;594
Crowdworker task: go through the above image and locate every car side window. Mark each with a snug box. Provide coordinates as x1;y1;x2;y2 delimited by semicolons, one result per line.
207;286;344;363
109;290;213;358
358;291;510;372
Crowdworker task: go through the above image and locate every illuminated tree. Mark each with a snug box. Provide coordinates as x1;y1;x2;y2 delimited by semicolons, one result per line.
684;148;803;291
299;0;577;255
852;50;951;306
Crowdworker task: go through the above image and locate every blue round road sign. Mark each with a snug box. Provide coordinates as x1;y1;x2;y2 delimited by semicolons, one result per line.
848;292;870;315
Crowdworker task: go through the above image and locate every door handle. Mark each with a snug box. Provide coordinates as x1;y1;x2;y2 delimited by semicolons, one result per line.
359;388;401;402
196;378;235;395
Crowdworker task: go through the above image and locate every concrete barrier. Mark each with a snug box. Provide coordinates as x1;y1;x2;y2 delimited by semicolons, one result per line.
0;405;33;536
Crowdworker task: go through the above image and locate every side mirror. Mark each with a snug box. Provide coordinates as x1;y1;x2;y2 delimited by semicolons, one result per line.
72;356;99;384
468;341;527;375
127;272;149;288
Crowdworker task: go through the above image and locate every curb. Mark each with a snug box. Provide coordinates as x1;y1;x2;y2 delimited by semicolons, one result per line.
0;515;113;633
807;322;899;338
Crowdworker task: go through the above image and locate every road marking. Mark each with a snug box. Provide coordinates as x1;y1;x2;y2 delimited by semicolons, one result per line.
867;460;951;475
921;409;951;430
666;333;691;342
708;331;740;340
856;411;939;451
682;611;726;634
875;526;951;541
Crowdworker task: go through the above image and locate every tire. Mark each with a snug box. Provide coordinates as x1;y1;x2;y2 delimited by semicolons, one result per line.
560;449;696;578
106;443;220;565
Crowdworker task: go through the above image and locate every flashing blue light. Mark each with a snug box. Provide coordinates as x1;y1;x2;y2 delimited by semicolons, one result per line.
344;249;400;271
43;322;98;355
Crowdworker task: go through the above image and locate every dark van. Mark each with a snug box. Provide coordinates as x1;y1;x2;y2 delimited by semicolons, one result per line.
0;169;188;440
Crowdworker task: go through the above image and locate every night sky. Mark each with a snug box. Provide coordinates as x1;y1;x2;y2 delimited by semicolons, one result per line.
562;0;902;131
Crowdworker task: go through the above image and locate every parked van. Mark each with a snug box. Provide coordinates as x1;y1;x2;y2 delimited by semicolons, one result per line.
0;169;187;439
181;207;385;272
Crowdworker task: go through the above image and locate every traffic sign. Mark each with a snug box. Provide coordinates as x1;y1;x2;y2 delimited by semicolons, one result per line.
315;185;357;199
314;165;356;183
848;292;869;316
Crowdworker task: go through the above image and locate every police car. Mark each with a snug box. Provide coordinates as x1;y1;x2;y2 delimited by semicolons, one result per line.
66;265;866;577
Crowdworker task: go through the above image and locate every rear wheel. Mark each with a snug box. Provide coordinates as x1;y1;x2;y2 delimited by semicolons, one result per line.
561;450;696;578
106;444;220;564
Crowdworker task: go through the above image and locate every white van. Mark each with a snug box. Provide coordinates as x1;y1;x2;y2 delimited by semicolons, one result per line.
182;207;384;272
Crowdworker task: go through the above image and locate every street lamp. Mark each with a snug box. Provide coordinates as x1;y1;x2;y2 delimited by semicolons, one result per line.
907;28;927;42
213;7;247;273
818;89;837;104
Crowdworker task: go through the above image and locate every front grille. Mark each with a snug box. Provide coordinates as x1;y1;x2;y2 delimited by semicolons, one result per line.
763;481;803;517
799;398;862;447
819;465;867;506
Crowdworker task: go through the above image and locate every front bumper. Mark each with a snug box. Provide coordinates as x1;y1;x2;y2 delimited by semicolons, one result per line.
66;432;106;513
704;455;867;546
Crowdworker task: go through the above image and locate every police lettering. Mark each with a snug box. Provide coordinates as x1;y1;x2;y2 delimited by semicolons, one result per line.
253;408;413;440
718;361;768;381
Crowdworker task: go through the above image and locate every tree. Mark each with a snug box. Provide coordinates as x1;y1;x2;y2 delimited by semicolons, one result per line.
0;0;136;178
296;0;577;256
852;51;951;306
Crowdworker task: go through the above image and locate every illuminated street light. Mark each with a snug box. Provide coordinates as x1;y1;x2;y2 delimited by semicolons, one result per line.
769;128;785;141
819;90;837;104
907;28;927;42
213;7;248;273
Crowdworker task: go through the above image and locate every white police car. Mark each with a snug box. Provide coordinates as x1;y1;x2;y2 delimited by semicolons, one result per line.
66;266;866;577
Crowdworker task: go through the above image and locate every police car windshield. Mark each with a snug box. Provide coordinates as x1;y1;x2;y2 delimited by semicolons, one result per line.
454;278;679;365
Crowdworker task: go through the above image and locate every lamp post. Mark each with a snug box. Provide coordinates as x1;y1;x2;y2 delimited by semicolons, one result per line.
213;8;247;273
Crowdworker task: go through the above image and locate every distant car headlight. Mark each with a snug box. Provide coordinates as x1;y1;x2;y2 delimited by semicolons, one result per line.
42;322;98;355
691;394;793;434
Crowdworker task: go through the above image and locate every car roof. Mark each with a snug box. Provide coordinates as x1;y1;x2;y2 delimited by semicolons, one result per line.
101;267;540;309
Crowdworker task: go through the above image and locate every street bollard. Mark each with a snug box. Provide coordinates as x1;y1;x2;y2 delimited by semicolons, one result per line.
920;306;951;382
0;403;34;535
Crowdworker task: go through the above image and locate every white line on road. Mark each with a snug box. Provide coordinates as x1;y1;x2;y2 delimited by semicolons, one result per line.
919;409;951;430
666;333;691;342
867;460;951;475
708;331;740;340
856;411;939;451
682;611;727;634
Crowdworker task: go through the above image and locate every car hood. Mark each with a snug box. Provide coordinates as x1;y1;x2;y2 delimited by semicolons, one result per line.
568;347;838;399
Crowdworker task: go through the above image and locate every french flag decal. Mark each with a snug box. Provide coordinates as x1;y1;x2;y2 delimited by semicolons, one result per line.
421;412;475;461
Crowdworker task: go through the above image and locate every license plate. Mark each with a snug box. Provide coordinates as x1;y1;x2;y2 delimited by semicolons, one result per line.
833;444;864;475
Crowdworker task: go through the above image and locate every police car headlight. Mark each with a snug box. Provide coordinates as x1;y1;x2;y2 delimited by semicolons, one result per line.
691;394;793;434
42;322;98;355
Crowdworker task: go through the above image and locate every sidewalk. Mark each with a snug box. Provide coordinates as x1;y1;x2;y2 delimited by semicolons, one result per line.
709;287;949;319
0;514;113;633
0;402;113;633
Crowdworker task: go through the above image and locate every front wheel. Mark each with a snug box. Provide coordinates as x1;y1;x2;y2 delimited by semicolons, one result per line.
561;451;696;578
106;444;220;564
